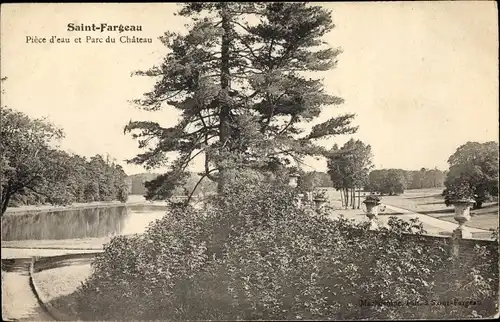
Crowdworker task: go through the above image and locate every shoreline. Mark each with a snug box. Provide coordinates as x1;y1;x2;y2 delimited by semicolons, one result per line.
3;197;169;216
2;237;110;250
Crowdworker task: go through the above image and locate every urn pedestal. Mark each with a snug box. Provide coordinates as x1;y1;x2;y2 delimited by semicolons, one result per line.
451;199;475;239
296;193;305;209
289;173;300;188
363;199;380;230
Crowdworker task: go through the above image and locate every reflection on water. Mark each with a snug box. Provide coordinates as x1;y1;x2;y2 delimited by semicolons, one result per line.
1;205;168;241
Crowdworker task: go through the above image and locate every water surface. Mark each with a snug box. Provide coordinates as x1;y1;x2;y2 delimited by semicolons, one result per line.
1;204;168;241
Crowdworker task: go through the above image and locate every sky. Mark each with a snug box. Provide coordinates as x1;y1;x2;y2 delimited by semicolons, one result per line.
1;2;498;175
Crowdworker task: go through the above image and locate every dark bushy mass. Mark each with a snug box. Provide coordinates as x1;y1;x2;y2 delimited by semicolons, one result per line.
75;177;498;320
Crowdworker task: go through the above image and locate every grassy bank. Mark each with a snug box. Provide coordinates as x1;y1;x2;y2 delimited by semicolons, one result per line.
33;264;92;318
1;248;101;259
3;195;155;216
2;237;110;250
34;264;92;302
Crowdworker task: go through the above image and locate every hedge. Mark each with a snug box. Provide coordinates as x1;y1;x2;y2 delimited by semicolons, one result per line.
74;178;499;320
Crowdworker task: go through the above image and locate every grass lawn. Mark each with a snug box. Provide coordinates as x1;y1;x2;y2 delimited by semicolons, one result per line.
34;264;92;302
382;188;499;231
327;200;403;216
33;263;92;317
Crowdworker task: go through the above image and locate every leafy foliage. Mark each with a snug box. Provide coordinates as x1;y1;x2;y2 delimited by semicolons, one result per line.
125;2;357;198
381;169;406;196
364;194;381;204
367;168;447;194
297;171;333;192
409;168;446;189
327;139;373;208
0;106;128;215
443;141;499;208
1;106;63;214
75;179;498;320
327;139;373;189
367;169;406;195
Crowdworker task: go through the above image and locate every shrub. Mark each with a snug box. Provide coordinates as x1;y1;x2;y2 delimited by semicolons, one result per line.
75;178;499;320
443;182;475;207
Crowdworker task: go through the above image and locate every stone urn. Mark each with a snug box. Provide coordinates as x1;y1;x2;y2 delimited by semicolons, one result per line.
313;197;327;211
289;173;300;188
362;197;381;230
451;198;475;239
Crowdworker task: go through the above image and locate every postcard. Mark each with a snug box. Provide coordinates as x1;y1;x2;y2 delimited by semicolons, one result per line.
1;2;498;321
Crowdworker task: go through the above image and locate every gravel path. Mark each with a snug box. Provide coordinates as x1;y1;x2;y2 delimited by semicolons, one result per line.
2;269;54;321
2;252;97;321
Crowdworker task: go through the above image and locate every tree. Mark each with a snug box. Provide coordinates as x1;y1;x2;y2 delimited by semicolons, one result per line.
124;3;357;201
411;168;426;189
443;141;499;208
1;78;129;211
298;171;321;192
297;171;333;193
367;169;387;193
327;139;373;209
409;167;445;189
425;168;445;188
0;107;66;215
381;169;406;195
65;154;90;202
112;164;129;203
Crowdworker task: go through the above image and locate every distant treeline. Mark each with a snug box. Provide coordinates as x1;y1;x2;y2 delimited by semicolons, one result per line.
128;168;445;198
297;171;334;191
1;106;129;214
366;168;446;195
127;173;160;195
294;168;445;196
128;172;217;197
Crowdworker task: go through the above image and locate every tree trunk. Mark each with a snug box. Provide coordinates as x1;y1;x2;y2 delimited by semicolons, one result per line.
339;189;344;208
347;188;350;209
351;188;355;209
357;188;361;209
1;190;11;216
344;188;349;209
349;188;352;208
217;5;232;194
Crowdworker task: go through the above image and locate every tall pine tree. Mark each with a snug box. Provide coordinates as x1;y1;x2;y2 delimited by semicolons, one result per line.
125;3;357;199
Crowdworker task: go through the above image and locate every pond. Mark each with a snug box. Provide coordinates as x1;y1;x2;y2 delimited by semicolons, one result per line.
1;204;169;241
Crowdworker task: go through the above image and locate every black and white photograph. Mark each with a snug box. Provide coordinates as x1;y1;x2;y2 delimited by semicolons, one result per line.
1;1;499;320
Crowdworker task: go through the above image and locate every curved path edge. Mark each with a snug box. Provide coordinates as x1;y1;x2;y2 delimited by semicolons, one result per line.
28;257;59;321
29;253;100;321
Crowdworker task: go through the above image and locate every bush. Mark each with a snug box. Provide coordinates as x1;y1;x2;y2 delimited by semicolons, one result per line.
75;178;499;320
